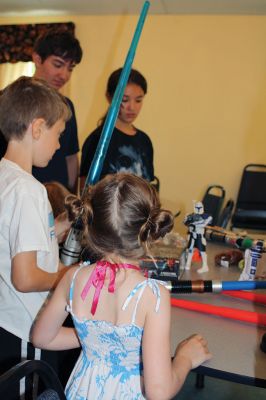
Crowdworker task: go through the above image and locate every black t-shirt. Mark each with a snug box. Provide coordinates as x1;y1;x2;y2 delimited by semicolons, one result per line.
80;126;154;182
32;98;79;190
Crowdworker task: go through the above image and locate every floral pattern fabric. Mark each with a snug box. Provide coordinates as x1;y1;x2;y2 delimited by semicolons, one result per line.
65;266;165;400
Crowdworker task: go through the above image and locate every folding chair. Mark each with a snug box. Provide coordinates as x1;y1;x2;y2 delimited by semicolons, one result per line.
0;360;66;400
202;185;225;226
231;164;266;230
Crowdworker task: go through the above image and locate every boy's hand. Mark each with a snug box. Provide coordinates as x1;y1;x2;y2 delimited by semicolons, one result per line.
55;211;71;243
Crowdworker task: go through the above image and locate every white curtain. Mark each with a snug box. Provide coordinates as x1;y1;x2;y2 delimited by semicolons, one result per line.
0;62;35;90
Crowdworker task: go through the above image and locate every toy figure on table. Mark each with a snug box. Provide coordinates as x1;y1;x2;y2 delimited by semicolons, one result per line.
239;239;264;281
184;201;212;273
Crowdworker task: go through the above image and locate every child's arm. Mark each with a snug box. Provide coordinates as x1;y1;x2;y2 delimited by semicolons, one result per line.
31;267;80;351
142;286;212;400
11;251;68;292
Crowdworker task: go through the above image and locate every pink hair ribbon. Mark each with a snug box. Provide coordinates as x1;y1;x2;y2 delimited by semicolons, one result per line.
81;260;140;315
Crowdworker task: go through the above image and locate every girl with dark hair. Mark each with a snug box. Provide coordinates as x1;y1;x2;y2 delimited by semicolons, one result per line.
31;173;211;400
80;68;154;192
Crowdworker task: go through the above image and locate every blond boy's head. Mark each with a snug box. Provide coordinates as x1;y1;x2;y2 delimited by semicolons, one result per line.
0;76;71;142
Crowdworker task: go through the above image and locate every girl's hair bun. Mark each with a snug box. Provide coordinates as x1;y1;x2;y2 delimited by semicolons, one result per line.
63;174;174;260
139;208;174;243
64;194;83;222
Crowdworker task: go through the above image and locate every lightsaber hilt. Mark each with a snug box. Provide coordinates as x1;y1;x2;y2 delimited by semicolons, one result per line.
163;279;222;293
205;227;266;252
165;280;214;293
150;277;266;293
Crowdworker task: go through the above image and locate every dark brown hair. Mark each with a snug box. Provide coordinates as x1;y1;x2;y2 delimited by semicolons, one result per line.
0;76;71;141
65;173;174;260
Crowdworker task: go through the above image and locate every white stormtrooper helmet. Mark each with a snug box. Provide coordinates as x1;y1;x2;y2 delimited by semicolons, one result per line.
194;201;204;215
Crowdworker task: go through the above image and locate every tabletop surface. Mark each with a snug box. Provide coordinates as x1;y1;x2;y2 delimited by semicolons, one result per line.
169;241;266;383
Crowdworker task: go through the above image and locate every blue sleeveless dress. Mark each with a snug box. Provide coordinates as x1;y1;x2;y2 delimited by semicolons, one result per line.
65;263;165;400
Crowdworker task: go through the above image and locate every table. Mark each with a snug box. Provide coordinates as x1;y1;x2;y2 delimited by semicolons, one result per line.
170;242;266;388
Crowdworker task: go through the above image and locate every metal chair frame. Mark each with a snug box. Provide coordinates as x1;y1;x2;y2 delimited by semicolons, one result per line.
0;360;66;400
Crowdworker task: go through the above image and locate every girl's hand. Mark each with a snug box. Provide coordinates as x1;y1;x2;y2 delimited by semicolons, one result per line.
174;334;212;370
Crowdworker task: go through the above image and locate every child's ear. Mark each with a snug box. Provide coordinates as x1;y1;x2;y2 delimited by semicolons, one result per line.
32;118;45;140
32;52;43;67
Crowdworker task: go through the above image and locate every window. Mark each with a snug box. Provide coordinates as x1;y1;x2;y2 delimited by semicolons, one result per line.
0;61;35;90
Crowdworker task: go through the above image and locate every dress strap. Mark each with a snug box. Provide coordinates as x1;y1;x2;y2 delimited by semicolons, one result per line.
122;279;167;325
80;260;140;315
66;262;90;313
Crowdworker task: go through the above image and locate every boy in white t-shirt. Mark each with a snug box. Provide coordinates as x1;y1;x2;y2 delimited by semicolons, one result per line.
0;76;73;399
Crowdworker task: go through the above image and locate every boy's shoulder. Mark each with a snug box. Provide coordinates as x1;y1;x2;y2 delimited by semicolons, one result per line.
0;158;46;198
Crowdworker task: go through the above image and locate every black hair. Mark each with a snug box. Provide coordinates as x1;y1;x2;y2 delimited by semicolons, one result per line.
106;68;147;98
97;68;147;126
34;28;82;64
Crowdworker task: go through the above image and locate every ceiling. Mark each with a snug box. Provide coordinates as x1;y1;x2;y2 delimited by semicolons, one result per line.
1;0;266;17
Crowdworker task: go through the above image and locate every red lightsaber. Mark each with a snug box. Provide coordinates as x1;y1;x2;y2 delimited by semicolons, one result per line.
171;298;266;327
223;290;266;305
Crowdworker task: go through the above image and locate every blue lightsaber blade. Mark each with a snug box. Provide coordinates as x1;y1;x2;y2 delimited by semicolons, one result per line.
82;0;150;194
221;280;266;291
61;1;150;265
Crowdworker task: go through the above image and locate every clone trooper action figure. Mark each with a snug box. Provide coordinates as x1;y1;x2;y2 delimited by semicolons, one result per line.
184;201;212;273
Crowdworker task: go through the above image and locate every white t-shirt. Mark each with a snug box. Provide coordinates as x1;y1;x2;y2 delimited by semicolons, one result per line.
0;159;59;341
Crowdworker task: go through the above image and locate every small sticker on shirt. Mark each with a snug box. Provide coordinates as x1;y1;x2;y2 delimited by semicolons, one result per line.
48;211;56;239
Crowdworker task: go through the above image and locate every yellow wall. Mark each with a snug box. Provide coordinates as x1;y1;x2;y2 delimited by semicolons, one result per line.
1;14;266;234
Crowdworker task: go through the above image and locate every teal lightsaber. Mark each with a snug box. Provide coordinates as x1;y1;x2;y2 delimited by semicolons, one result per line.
61;1;150;265
82;0;150;193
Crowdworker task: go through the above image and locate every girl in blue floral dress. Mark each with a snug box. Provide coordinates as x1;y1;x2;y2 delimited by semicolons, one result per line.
32;173;211;399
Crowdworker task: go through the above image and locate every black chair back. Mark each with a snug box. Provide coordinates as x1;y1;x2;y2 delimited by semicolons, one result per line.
231;164;266;230
0;360;66;400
